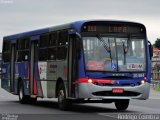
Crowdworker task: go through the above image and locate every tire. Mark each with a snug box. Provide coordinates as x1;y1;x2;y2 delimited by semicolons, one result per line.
58;83;72;110
18;81;29;104
115;99;130;110
29;97;37;104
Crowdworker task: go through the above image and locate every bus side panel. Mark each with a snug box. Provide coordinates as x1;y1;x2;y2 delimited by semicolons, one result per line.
37;60;67;98
37;61;67;98
38;62;47;97
1;63;10;92
46;61;57;98
54;61;68;96
14;62;30;95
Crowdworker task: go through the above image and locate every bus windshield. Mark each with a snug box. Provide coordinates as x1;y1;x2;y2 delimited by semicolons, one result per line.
83;36;146;72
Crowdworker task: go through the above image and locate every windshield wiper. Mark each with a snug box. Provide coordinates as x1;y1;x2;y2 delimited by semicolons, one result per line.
96;35;113;66
122;42;126;64
121;39;129;64
96;35;110;53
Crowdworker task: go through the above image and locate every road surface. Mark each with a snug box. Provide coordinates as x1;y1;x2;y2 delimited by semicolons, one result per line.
0;80;160;120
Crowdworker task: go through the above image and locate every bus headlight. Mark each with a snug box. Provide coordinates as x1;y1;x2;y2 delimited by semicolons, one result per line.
141;80;145;85
88;79;93;83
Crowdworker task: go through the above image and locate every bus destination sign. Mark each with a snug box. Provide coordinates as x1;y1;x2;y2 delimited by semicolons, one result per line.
86;25;127;33
107;26;127;33
82;24;144;34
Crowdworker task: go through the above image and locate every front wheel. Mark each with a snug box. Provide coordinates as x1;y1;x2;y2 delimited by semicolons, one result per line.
18;81;29;104
115;99;130;110
29;97;37;104
58;84;72;110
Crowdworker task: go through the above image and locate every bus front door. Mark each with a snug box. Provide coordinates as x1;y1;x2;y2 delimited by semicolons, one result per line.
10;43;15;93
68;35;79;98
30;40;41;97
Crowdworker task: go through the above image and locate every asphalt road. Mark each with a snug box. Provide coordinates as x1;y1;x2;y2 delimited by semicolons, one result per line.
0;80;160;120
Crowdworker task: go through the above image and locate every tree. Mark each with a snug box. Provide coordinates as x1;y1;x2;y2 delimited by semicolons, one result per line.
154;38;160;49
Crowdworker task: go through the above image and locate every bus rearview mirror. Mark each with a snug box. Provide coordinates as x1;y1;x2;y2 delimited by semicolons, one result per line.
148;41;153;59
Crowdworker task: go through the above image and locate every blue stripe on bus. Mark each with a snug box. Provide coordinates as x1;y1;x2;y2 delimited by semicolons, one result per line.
3;20;144;41
146;38;151;83
4;28;49;40
3;21;85;40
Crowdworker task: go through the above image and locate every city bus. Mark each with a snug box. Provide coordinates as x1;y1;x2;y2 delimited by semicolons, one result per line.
1;20;152;110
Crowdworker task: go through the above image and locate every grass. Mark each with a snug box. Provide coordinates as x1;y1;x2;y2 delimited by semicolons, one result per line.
156;85;160;92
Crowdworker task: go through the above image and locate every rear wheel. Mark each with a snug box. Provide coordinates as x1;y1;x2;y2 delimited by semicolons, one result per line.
58;83;72;110
115;99;130;110
18;81;29;104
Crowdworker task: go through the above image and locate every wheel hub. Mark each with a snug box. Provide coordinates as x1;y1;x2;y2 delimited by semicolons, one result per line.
58;90;64;103
19;87;23;100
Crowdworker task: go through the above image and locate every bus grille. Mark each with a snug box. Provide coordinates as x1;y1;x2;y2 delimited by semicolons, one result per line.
93;82;140;87
92;91;141;97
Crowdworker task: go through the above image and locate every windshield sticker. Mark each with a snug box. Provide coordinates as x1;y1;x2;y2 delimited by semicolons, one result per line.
118;60;123;65
127;63;143;70
88;60;104;70
111;64;117;70
112;43;115;47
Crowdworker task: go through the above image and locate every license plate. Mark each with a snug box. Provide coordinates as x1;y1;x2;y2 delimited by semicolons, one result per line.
112;88;124;93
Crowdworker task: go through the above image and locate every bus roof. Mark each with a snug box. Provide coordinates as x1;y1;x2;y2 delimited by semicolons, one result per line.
3;20;145;41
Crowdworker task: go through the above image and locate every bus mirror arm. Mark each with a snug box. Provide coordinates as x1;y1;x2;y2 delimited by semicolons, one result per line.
74;32;82;59
69;32;82;59
76;36;82;59
68;29;82;39
148;41;153;59
75;32;81;39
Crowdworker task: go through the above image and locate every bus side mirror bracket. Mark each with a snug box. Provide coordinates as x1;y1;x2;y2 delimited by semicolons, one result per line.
68;29;81;38
148;41;153;59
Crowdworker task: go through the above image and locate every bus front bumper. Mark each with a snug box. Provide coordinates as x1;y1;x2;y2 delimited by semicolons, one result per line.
78;82;150;100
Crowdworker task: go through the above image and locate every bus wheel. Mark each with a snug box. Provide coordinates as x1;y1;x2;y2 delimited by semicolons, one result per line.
58;84;71;110
114;99;129;110
18;81;29;104
29;97;37;104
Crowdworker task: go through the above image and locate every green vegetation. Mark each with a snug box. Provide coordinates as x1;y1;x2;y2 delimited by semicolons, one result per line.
156;85;160;92
154;38;160;49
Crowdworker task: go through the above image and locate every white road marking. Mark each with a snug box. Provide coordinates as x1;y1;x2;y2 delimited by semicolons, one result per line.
98;113;118;119
149;97;160;99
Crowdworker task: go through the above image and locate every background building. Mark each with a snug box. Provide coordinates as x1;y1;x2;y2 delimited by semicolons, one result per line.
152;48;160;80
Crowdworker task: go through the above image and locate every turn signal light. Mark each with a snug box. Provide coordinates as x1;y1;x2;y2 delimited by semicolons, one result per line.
144;77;147;81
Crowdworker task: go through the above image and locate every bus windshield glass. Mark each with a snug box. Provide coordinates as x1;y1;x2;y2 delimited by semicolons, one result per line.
83;36;146;72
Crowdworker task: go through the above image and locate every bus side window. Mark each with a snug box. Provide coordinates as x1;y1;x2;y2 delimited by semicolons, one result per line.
22;51;29;61
40;34;49;47
16;51;22;62
57;47;67;60
58;30;68;46
39;34;49;61
48;32;57;60
49;32;57;46
3;41;11;63
48;48;56;60
39;48;48;61
57;30;68;60
16;38;29;62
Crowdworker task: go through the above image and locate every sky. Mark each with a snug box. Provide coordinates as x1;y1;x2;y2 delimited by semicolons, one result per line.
0;0;160;51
